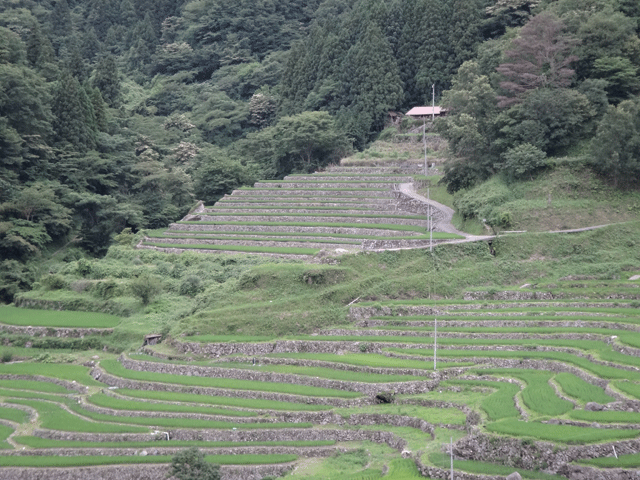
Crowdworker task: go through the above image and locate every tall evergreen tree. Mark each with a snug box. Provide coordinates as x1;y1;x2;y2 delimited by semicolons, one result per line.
92;55;121;107
52;70;96;151
338;22;403;145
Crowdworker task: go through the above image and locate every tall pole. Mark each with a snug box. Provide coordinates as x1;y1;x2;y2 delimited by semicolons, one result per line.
423;117;427;176
450;437;454;480
432;84;435;122
428;188;432;252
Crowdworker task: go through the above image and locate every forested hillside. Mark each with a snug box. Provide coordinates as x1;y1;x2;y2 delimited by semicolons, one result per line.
1;0;639;302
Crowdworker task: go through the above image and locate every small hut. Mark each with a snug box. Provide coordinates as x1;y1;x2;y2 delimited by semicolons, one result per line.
142;334;162;346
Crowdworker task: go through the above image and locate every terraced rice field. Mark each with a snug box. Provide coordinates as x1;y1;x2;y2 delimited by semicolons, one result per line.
3;278;640;478
139;165;462;257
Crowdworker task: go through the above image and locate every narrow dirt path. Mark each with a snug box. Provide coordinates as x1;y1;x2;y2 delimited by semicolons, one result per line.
398;182;617;249
398;183;494;245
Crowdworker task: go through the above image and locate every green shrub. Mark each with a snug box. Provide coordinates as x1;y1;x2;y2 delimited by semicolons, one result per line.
40;274;67;290
129;274;162;305
179;275;204;297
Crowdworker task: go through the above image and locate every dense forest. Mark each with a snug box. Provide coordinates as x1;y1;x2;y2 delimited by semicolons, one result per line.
1;0;639;301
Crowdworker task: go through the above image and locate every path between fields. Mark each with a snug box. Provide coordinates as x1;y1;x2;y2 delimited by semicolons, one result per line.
398;183;494;246
394;183;616;251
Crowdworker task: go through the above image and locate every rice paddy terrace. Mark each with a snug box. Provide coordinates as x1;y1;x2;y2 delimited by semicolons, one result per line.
3;275;640;479
138;165;465;258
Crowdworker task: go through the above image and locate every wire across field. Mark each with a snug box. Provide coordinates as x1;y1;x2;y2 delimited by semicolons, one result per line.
100;360;362;398
0;306;120;328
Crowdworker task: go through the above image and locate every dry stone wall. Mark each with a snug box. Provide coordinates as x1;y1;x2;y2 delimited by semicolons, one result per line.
0;325;112;338
118;356;435;396
0;463;293;480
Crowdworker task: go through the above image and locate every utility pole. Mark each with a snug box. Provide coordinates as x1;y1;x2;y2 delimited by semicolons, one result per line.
428;187;433;252
450;437;454;480
432;84;436;122
423;117;427;176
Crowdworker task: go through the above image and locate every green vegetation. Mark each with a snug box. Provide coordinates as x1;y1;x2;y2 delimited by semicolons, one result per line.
446;380;520;421
554;373;614;404
486;419;640;444
429;453;565;479
0;307;120;328
8;400;148;433
0;379;73;394
0;363;103;387
581;452;640;468
86;393;258;417
0;406;28;424
0;425;14;449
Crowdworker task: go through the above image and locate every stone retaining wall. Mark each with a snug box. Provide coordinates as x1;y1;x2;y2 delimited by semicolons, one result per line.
185;214;423;226
143;236;360;251
90;367;371;407
3;445;341;458
454;433;640;473
118;356;436;396
0;325;113;338
35;428;408;451
168;223;419;237
362;238;450;250
252;182;400;189
79;398;437;435
137;245;311;260
349;302;638;321
230;189;395;198
357;319;640;332
222;355;439;377
0;463;293;480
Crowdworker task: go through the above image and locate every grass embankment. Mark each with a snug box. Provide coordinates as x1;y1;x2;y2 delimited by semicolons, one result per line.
0;306;120;328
